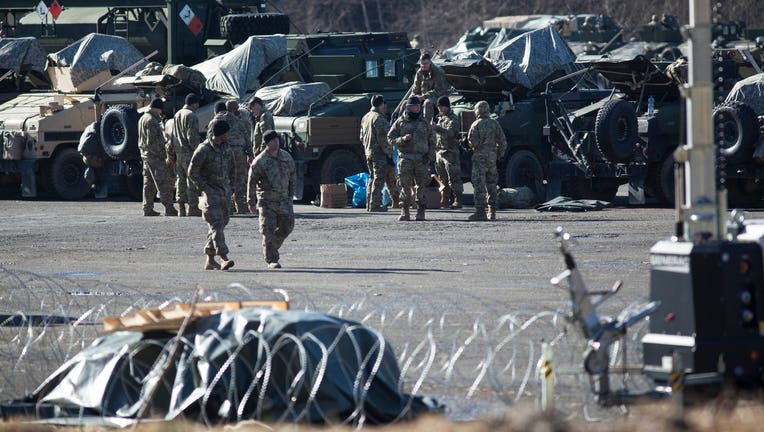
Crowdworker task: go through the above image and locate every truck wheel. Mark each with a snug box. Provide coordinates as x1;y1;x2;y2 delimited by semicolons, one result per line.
595;99;638;163
502;150;544;204
45;147;91;200
100;105;139;160
319;149;365;185
220;13;290;45
713;102;758;164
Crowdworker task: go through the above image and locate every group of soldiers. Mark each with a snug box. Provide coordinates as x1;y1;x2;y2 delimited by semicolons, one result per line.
137;93;294;270
362;52;507;221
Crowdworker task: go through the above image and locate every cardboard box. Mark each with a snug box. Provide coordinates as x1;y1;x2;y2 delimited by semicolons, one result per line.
320;183;347;208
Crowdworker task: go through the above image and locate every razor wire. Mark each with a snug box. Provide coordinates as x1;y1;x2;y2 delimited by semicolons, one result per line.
0;267;653;426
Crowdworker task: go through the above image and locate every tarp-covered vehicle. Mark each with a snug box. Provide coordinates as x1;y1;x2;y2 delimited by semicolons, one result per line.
436;26;642;203
0;37;49;102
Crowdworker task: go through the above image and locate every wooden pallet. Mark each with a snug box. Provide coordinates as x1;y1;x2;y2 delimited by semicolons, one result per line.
102;300;289;333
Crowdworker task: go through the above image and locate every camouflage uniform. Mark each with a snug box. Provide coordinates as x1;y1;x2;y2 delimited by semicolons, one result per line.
412;64;449;121
172;105;201;210
252;110;275;155
230;111;253;213
188;138;235;258
468;102;507;211
138;110;174;213
387;112;436;209
361;106;397;209
432;110;463;205
248;149;296;265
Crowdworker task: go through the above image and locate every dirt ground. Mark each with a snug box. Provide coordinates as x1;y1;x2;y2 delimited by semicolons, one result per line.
2;192;763;426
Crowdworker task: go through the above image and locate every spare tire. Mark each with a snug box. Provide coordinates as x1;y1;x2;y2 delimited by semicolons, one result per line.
713;102;758;164
595;99;638;163
220;13;290;45
100;105;139;160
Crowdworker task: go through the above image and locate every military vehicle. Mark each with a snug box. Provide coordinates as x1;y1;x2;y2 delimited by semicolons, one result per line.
0;1;288;66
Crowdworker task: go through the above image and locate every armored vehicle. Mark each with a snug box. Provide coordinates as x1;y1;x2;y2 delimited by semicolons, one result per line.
0;1;288;66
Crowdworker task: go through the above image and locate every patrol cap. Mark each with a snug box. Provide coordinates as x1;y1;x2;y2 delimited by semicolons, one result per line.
213;101;227;113
185;93;199;105
406;96;420;106
263;130;279;143
211;120;230;137
437;96;450;108
149;97;164;109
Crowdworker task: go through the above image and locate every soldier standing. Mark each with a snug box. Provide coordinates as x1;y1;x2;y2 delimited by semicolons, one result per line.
226;100;253;214
139;98;177;217
247;130;296;269
431;96;463;209
188;120;235;271
172;93;202;217
467;101;507;221
412;52;449;122
361;94;398;212
387;96;435;221
248;96;275;156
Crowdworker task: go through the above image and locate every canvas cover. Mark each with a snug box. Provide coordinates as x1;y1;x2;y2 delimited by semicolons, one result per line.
485;26;577;89
725;72;764;114
0;37;47;73
9;309;439;425
254;81;332;116
193;35;287;99
47;33;145;89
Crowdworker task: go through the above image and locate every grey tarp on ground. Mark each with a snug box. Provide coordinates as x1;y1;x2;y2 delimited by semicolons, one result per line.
254;81;333;115
725;72;764;114
47;33;146;89
13;309;439;425
485;26;577;89
535;195;610;212
192;35;287;99
0;37;47;73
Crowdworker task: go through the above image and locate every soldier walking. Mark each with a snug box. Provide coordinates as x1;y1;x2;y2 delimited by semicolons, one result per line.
172;93;202;217
431;96;463;209
226;100;253;214
188;120;235;271
412;52;449;122
248;130;296;269
388;96;435;221
248;96;275;156
361;94;398;212
139;97;177;217
467;101;507;221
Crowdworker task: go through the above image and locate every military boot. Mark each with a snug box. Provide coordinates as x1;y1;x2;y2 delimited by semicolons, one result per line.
398;207;410;221
178;203;187;217
143;209;160;217
220;255;235;271
468;207;488;221
488;206;497;221
415;205;426;221
450;194;463;209
205;255;221;270
164;204;178;216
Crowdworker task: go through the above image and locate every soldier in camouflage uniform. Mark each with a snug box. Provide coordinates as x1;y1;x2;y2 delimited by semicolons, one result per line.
361;94;398;212
412;52;449;122
226;100;253;214
139;98;177;217
431;96;463;209
188;120;235;271
248;96;275;156
172;93;201;217
247;130;296;269
388;96;435;221
467;101;507;221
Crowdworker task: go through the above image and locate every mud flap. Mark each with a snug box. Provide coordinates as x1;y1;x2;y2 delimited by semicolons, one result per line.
628;164;646;205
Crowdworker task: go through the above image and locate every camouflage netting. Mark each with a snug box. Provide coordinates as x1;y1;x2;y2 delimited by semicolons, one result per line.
725;72;764;114
0;37;47;73
485;26;577;89
254;81;332;116
193;35;287;99
47;33;146;89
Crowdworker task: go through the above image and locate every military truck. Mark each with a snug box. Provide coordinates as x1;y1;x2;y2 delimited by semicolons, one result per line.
0;0;287;66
